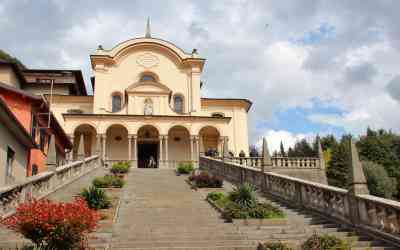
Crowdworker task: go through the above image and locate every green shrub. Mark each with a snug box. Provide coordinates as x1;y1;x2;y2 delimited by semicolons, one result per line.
93;175;125;188
111;162;130;174
228;183;257;209
224;201;285;219
363;161;398;198
301;233;350;250
177;163;194;174
258;242;294;250
80;186;111;210
207;192;225;201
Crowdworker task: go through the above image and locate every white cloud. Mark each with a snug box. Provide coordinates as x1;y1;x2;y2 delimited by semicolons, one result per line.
256;130;314;153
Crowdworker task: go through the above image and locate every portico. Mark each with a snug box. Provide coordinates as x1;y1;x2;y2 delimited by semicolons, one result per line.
66;114;229;168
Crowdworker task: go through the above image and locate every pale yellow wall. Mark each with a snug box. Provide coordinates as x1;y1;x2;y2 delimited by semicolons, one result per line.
0;122;28;187
93;47;191;115
0;65;21;88
200;105;249;155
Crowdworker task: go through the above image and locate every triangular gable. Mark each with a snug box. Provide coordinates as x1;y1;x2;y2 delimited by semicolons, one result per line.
126;81;171;95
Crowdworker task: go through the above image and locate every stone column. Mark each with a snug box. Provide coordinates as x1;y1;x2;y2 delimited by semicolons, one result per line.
101;134;106;162
190;136;194;162
218;137;224;157
159;135;164;168
95;134;101;156
69;135;74;161
133;135;137;168
195;136;200;167
77;134;85;160
164;135;169;168
128;135;132;161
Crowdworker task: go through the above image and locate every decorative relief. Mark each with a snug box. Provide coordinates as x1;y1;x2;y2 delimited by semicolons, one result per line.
136;53;159;68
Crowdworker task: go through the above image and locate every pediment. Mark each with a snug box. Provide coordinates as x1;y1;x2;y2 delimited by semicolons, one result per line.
126;81;171;95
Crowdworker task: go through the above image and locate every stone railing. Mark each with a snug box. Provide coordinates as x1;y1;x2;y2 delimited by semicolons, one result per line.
200;156;400;246
211;156;322;169
0;155;100;218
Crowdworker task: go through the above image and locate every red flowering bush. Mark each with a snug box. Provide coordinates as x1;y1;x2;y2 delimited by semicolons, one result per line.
189;171;224;188
2;198;100;250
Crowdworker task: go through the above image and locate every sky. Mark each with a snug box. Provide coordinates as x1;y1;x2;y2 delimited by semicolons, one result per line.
1;0;400;152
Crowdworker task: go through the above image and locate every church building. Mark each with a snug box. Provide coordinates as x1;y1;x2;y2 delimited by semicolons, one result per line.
25;22;252;168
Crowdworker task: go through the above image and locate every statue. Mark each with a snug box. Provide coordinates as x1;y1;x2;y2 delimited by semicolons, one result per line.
144;99;153;115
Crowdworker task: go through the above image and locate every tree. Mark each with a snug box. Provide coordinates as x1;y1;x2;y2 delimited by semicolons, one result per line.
0;49;26;69
363;161;398;199
279;141;286;157
326;136;351;188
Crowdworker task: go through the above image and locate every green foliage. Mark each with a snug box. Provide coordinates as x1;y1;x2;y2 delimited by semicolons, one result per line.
0;49;26;69
363;161;398;198
207;192;225;201
177;163;194;174
93;175;125;188
326;135;351;188
223;201;285;219
301;233;350;250
258;242;294;250
228;183;257;209
111;162;131;174
80;186;111;210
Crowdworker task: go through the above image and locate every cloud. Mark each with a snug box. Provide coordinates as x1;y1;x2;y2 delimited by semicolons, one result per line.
256;130;315;153
386;75;400;102
2;1;400;143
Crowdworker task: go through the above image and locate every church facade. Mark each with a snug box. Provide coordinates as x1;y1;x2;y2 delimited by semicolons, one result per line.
45;28;252;168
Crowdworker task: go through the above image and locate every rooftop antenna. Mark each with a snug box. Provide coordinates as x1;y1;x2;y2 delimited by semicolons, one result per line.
145;17;151;38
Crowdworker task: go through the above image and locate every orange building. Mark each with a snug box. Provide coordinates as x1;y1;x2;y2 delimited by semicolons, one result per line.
0;82;72;176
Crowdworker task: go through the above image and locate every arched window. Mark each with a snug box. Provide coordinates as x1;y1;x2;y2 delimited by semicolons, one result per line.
141;74;156;82
32;164;38;176
174;95;183;113
211;113;224;118
112;93;122;112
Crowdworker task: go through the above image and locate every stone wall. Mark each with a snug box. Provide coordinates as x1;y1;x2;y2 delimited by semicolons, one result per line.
200;156;400;247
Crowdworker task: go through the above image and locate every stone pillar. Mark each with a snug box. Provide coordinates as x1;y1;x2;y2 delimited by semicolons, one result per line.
317;136;326;169
190;136;194;162
77;133;85;160
133;135;137;168
159;135;164;168
95;134;101;155
218;137;224;157
261;137;273;172
46;134;58;171
222;136;229;161
164;135;169;168
101;134;106;162
128;135;132;161
195;136;200;167
348;138;369;195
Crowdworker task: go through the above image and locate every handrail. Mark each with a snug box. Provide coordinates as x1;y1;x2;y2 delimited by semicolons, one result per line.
0;155;100;218
200;156;400;246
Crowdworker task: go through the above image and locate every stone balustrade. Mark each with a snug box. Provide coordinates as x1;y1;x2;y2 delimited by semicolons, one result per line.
200;156;400;246
0;155;100;218
213;156;322;169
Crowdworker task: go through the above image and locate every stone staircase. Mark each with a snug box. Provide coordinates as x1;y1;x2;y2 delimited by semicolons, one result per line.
237;193;398;249
110;169;256;249
0;167;397;249
110;169;398;250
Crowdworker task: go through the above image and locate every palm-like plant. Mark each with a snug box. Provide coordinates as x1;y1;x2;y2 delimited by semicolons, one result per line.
229;182;257;208
80;186;111;210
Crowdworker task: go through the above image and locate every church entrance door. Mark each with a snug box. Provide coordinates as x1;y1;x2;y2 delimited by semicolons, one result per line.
138;142;158;168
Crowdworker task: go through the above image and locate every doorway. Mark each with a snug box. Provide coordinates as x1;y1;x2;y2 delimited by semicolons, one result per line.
138;142;158;168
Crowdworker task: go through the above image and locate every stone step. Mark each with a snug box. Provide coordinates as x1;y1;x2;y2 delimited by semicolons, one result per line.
111;240;258;248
